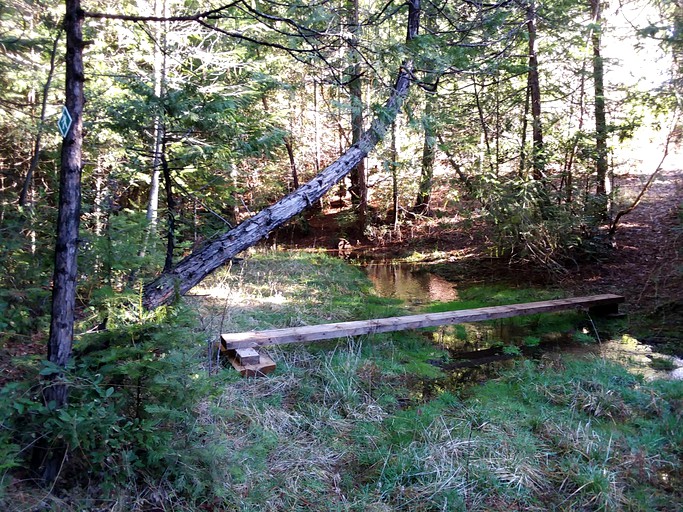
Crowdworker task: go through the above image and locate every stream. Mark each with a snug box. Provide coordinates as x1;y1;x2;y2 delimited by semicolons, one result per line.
358;259;683;395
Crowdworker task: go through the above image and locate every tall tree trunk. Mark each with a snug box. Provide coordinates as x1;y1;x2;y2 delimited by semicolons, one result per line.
437;134;475;199
472;77;494;175
563;41;589;205
265;93;300;192
347;0;367;227
312;80;324;211
519;81;530;176
494;73;500;176
391;120;399;229
591;0;608;217
414;7;437;214
162;151;175;272
144;0;167;238
19;31;61;206
526;1;545;181
284;136;299;190
138;0;167;266
313;79;321;175
40;0;84;484
413;101;436;213
143;0;422;310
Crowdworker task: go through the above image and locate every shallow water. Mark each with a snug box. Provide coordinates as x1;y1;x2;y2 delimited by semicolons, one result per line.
359;259;458;306
359;259;683;386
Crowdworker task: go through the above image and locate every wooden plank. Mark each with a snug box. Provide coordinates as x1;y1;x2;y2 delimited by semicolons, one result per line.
221;294;624;350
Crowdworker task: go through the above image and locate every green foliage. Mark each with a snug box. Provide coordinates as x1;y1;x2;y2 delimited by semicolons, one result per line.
0;0;679;505
573;330;597;344
502;344;522;355
0;305;228;501
649;356;676;371
0;205;54;336
2;251;678;509
523;335;541;347
473;172;591;271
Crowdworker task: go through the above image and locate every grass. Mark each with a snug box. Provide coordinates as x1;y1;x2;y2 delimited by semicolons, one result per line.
650;356;676;371
3;250;682;511
188;252;682;511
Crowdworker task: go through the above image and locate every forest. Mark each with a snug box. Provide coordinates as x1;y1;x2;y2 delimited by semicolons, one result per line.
1;0;682;510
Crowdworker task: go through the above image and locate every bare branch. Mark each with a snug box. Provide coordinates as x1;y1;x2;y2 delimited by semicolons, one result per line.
608;109;680;237
83;3;240;23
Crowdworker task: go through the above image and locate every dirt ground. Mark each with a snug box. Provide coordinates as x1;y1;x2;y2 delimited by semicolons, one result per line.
571;169;682;307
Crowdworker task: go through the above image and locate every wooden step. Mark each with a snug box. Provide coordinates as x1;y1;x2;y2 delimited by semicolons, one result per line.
235;347;260;365
227;351;276;377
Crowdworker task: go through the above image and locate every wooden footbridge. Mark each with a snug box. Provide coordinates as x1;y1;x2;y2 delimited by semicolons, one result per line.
218;294;624;376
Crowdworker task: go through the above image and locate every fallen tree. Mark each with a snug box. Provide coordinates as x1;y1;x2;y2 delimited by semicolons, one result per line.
142;0;422;310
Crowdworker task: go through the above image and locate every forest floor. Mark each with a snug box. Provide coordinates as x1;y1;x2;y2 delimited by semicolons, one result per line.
1;167;680;388
281;166;683;354
2;168;681;511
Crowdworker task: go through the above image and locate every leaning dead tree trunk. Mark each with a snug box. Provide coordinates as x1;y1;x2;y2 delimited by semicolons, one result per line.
143;0;422;310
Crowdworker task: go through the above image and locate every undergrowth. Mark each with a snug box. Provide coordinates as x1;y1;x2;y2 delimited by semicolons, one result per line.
1;251;681;511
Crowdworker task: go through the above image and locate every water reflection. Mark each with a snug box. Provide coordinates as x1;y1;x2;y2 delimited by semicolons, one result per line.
433;321;528;353
407;361;514;402
432;323;683;384
359;259;683;390
360;260;458;305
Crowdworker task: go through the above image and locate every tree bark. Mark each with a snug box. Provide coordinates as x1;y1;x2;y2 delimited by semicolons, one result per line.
284;136;299;190
390;120;399;229
40;0;84;484
526;1;545;181
141;0;168;260
142;0;422;310
313;79;321;175
146;0;166;228
413;106;435;213
563;42;589;205
590;0;608;216
519;79;530;176
413;5;437;214
162;151;176;272
436;134;475;199
472;77;493;175
347;0;367;227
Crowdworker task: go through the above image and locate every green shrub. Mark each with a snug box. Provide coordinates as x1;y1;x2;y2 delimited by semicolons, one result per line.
0;305;227;501
472;171;605;272
649;356;675;371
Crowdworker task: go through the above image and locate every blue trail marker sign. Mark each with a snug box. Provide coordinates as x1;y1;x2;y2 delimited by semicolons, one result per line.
57;106;73;138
